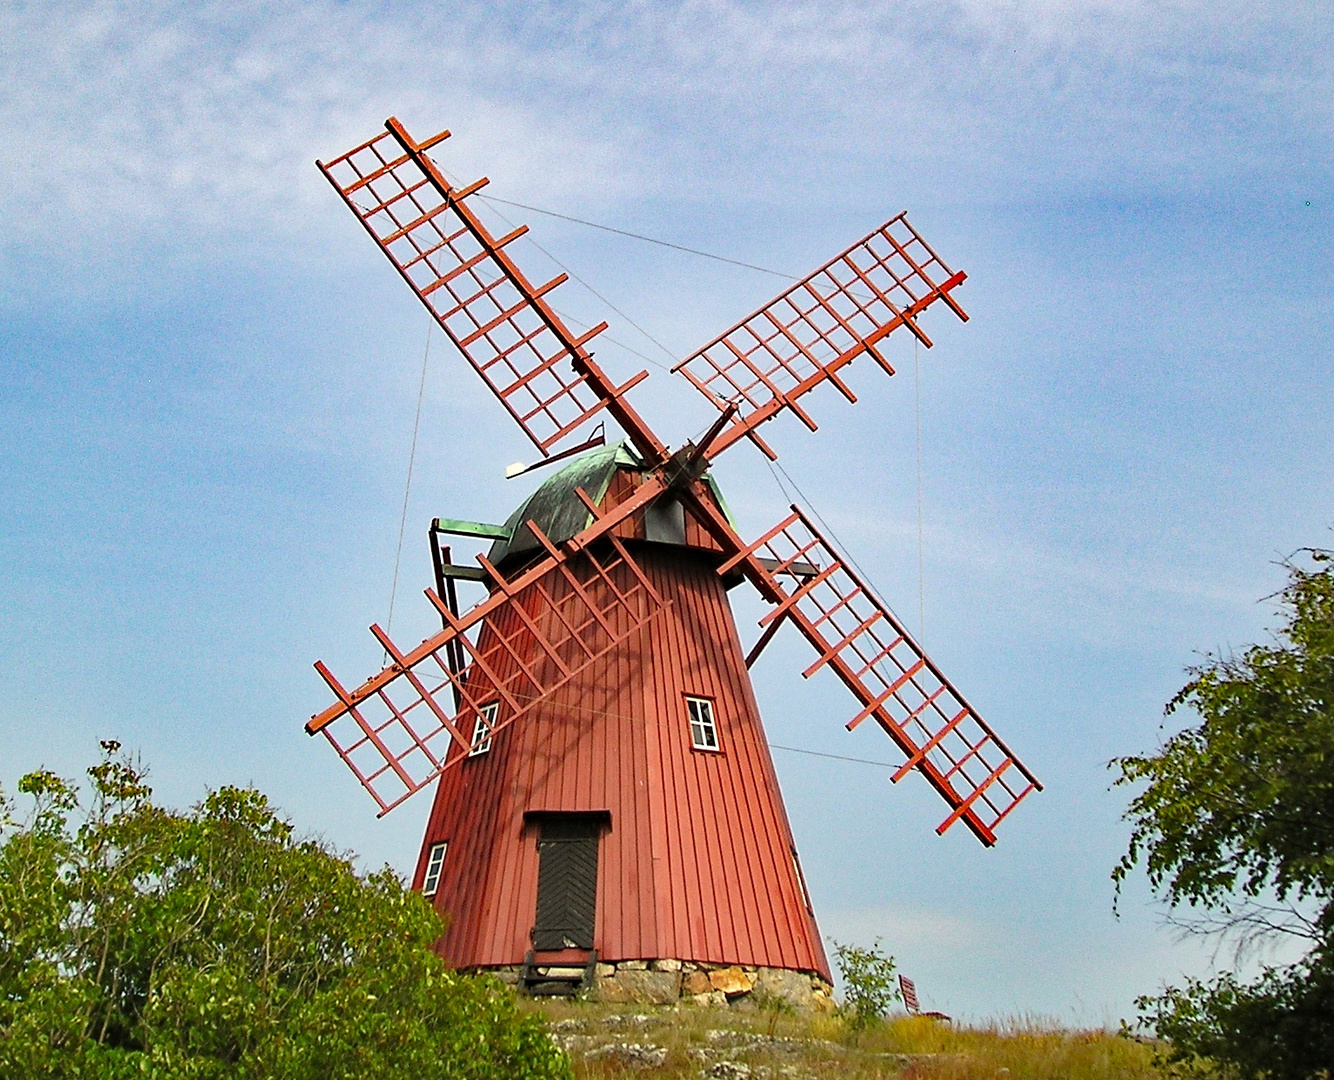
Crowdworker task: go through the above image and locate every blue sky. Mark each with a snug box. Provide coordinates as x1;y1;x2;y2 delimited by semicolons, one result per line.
2;0;1331;1023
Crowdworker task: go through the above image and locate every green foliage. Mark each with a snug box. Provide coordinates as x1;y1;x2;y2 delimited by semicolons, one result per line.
1112;551;1334;1079
0;742;571;1080
831;938;898;1035
1141;950;1334;1080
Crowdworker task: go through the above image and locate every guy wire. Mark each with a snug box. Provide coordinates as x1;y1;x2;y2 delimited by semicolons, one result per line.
915;334;925;644
479;195;799;281
386;322;432;643
764;458;915;636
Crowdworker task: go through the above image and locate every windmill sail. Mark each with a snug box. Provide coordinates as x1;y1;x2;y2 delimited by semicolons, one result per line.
319;119;665;464
675;214;968;461
309;482;669;814
718;505;1040;845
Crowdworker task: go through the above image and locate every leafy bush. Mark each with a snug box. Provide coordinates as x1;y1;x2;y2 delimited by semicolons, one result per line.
831;938;899;1035
0;743;571;1080
1113;549;1334;1079
1141;953;1334;1080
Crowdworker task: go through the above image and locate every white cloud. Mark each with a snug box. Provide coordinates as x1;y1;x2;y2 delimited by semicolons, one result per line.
2;0;1328;283
0;1;625;268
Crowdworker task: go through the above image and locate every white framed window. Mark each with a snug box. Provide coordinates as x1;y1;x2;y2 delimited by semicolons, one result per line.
686;696;719;751
422;841;448;897
469;702;498;757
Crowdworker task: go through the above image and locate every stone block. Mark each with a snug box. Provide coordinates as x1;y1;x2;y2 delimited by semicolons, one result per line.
687;990;729;1007
752;967;816;1010
651;958;682;972
682;970;712;995
708;966;754;995
595;968;682;1005
595;962;616;978
541;966;587;979
618;959;649;970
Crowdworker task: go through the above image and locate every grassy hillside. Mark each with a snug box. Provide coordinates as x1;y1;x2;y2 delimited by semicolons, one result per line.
523;1000;1162;1079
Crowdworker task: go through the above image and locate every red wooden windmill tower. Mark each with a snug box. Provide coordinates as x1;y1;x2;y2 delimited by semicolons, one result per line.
307;118;1040;1003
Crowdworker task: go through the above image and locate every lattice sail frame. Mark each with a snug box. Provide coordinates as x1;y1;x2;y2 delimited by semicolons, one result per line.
318;119;665;464
717;504;1040;845
676;213;968;461
308;480;669;815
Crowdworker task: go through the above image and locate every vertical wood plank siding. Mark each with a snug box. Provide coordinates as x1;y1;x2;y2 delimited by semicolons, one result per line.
414;473;830;981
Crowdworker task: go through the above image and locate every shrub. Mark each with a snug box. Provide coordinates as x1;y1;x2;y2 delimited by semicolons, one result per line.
831;938;899;1036
0;743;571;1080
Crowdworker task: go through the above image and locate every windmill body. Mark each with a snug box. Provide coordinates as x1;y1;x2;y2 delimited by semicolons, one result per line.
307;118;1041;1003
415;445;830;989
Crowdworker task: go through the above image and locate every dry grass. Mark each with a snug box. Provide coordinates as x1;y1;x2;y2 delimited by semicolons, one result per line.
522;998;1164;1080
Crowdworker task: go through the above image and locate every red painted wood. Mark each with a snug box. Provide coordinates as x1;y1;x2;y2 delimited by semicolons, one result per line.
412;474;829;980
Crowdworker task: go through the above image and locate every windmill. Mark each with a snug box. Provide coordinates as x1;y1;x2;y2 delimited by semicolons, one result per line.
307;118;1040;1002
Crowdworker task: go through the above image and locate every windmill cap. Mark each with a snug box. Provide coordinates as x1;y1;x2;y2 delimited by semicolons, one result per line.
487;440;735;569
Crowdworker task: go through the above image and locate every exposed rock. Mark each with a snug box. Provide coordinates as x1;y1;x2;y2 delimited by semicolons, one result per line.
602;1013;652;1028
595;969;682;1005
548;1033;603;1054
706;1063;752;1079
682;970;712;995
709;966;755;995
583;1043;669;1070
703;1031;838;1056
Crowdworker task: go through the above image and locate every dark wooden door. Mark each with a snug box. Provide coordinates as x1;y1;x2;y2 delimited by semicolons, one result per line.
532;816;600;950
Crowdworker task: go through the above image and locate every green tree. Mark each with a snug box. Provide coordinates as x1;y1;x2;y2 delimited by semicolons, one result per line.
0;743;571;1080
1112;550;1334;1079
832;938;899;1036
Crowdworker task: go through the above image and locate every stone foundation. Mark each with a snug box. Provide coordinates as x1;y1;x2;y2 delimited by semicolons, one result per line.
485;960;834;1012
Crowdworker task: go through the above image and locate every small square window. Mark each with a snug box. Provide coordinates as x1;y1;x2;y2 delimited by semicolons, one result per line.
469;702;498;757
422;841;448;897
686;696;719;751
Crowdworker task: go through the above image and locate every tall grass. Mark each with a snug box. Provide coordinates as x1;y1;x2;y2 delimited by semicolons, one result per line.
527;998;1165;1079
846;1015;1161;1079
